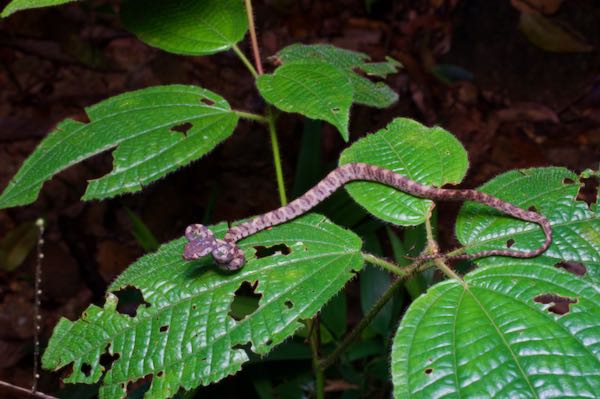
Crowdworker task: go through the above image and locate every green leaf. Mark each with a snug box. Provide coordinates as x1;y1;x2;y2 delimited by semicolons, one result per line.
277;44;401;108
519;12;593;53
456;167;600;284
121;0;248;56
0;85;238;208
0;221;38;271
257;60;353;140
391;264;600;398
339;118;469;225
1;0;77;17
42;213;362;399
124;208;160;253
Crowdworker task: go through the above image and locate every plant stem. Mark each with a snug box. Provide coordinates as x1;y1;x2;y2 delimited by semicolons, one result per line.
233;110;268;123
232;45;258;78
308;319;325;399
267;108;288;205
424;218;463;282
362;252;406;277
243;0;264;75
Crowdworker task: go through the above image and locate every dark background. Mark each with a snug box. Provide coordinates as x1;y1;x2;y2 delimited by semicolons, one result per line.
0;0;598;397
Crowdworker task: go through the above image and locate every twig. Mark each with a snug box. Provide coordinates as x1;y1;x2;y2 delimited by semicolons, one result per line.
32;219;45;392
0;380;58;399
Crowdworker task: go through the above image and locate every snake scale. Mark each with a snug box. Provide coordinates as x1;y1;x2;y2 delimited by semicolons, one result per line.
183;163;552;270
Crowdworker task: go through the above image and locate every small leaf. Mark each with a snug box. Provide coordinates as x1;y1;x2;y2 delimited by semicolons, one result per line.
278;44;401;108
456;167;600;285
121;0;248;56
519;12;593;53
339;118;469;225
1;0;77;17
391;264;600;398
43;214;363;399
0;221;38;271
124;208;159;253
0;85;238;208
257;60;354;140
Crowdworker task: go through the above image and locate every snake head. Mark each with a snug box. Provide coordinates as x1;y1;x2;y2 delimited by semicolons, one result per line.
183;224;216;260
183;224;246;270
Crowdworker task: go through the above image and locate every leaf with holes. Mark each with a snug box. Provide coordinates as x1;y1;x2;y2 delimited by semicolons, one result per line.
391;264;600;398
339;118;469;225
121;0;248;56
456;167;600;284
277;43;401;108
42;213;363;399
257;60;354;140
1;0;77;17
0;85;237;208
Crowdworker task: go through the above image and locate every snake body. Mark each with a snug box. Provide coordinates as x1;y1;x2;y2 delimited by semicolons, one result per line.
183;163;552;270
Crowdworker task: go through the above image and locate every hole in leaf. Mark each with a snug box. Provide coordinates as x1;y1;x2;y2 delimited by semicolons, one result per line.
284;300;294;309
424;368;433;375
554;261;587;276
232;342;254;357
331;107;340;113
563;178;575;185
126;374;153;395
170;122;193;136
229;281;261;321
528;205;538;212
114;286;150;317
81;363;92;377
576;176;598;207
506;239;515;248
192;304;197;310
534;293;577;315
265;339;273;346
200;97;215;106
254;243;291;259
157;371;164;377
159;325;169;333
99;346;120;372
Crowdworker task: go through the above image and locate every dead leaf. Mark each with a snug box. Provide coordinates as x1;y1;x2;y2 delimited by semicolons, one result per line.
495;102;559;124
511;0;562;14
519;12;593;53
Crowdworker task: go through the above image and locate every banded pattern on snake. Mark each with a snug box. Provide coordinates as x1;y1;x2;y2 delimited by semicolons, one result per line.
183;163;552;270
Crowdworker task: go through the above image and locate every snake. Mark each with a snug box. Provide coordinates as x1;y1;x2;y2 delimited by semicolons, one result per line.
183;163;552;270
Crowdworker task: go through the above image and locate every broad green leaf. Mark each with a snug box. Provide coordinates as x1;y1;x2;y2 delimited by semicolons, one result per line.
278;44;401;108
0;85;238;208
1;0;76;17
456;167;600;284
339;118;469;225
257;60;353;140
43;213;362;399
391;264;600;398
121;0;248;56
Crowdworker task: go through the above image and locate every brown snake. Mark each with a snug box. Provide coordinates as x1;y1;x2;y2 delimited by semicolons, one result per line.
183;163;552;270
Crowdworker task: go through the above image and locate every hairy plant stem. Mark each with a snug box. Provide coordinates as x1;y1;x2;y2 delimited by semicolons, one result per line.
233;110;268;123
232;45;258;78
362;252;406;277
319;256;426;371
424;218;463;281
